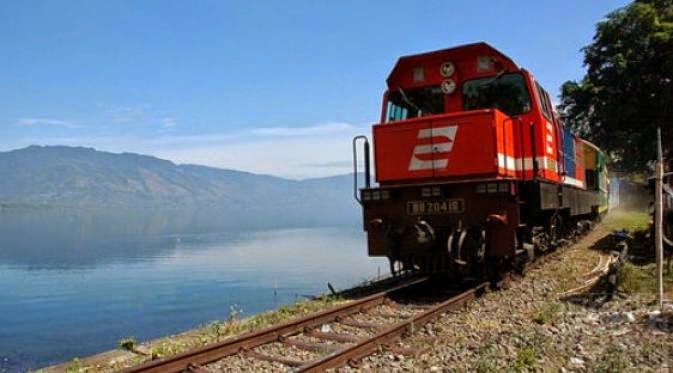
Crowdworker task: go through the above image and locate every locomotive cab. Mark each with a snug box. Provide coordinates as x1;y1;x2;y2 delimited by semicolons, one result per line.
355;42;608;276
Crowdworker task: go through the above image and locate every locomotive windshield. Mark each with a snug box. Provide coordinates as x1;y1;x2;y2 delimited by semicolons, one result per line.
385;86;444;122
462;73;532;116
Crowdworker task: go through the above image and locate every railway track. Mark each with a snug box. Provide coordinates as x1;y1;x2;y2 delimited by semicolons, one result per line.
120;222;595;373
122;277;487;373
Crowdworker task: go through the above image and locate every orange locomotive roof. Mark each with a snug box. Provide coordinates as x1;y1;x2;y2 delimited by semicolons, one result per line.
386;42;521;90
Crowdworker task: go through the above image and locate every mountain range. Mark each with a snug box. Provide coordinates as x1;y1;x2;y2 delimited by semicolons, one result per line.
0;146;363;226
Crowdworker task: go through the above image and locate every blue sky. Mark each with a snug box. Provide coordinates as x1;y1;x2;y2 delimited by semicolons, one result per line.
0;0;629;178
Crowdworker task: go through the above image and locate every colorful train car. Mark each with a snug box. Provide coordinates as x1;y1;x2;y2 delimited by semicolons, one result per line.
354;42;609;275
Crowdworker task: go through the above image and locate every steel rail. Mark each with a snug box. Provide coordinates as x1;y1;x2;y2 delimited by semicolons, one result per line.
122;276;429;373
295;282;489;372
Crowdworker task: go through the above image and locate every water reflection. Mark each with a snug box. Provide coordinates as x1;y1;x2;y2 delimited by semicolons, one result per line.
0;207;360;269
0;208;385;372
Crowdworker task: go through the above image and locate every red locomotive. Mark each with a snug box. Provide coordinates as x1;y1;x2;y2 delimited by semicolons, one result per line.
353;42;609;276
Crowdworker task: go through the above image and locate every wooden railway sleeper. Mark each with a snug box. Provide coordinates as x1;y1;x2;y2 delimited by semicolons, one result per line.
277;336;341;353
382;344;425;357
336;317;386;330
239;348;306;367
386;301;431;311
305;330;360;343
365;308;411;320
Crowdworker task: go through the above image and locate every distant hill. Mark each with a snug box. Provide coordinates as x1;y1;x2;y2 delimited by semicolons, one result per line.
0;146;362;226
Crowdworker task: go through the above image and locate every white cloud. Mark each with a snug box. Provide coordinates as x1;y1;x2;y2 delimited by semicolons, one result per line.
146;132;239;146
155;138;356;179
153;122;368;178
104;105;178;129
105;106;147;124
16;117;79;129
249;122;356;137
161;117;178;128
147;122;360;146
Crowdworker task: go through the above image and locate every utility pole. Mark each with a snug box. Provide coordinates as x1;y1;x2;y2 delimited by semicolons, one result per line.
655;127;664;311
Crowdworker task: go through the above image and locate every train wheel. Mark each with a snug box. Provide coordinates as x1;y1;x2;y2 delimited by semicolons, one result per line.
448;226;486;267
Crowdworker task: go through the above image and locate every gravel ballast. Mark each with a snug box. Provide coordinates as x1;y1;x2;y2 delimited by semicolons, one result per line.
335;223;673;372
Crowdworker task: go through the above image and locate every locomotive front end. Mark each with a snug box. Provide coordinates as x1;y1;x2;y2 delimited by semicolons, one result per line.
360;108;522;275
352;43;534;275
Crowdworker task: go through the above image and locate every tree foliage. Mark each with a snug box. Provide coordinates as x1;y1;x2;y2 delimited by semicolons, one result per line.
558;0;673;172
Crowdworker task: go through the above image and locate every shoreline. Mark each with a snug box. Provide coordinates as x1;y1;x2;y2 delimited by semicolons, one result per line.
38;273;403;373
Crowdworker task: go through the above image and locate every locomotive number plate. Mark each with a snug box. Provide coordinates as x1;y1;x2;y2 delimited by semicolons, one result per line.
406;199;464;215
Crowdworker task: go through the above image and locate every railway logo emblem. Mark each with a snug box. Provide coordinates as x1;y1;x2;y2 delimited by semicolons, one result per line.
409;126;458;171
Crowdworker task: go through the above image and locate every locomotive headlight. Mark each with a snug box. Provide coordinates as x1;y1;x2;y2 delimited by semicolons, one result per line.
432;186;441;196
381;190;391;200
440;61;455;77
362;190;371;201
372;191;381;200
421;187;432;197
441;79;457;94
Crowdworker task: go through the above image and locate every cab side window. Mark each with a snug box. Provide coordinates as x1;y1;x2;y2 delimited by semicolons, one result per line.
535;82;552;120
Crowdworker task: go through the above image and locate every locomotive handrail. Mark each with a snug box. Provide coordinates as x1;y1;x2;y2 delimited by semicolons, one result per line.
352;136;371;204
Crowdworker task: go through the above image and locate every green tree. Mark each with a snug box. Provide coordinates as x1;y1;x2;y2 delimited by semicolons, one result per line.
558;0;673;172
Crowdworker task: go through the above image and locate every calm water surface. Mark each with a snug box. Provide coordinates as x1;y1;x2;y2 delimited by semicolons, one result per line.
0;209;386;372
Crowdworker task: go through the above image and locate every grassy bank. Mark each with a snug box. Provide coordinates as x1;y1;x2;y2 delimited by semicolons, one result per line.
601;208;650;232
44;295;347;372
45;273;409;372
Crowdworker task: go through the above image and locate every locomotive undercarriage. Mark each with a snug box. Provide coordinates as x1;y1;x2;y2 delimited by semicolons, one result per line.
383;223;491;277
362;180;602;278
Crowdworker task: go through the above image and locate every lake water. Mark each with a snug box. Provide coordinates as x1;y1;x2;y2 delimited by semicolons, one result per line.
0;209;387;372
